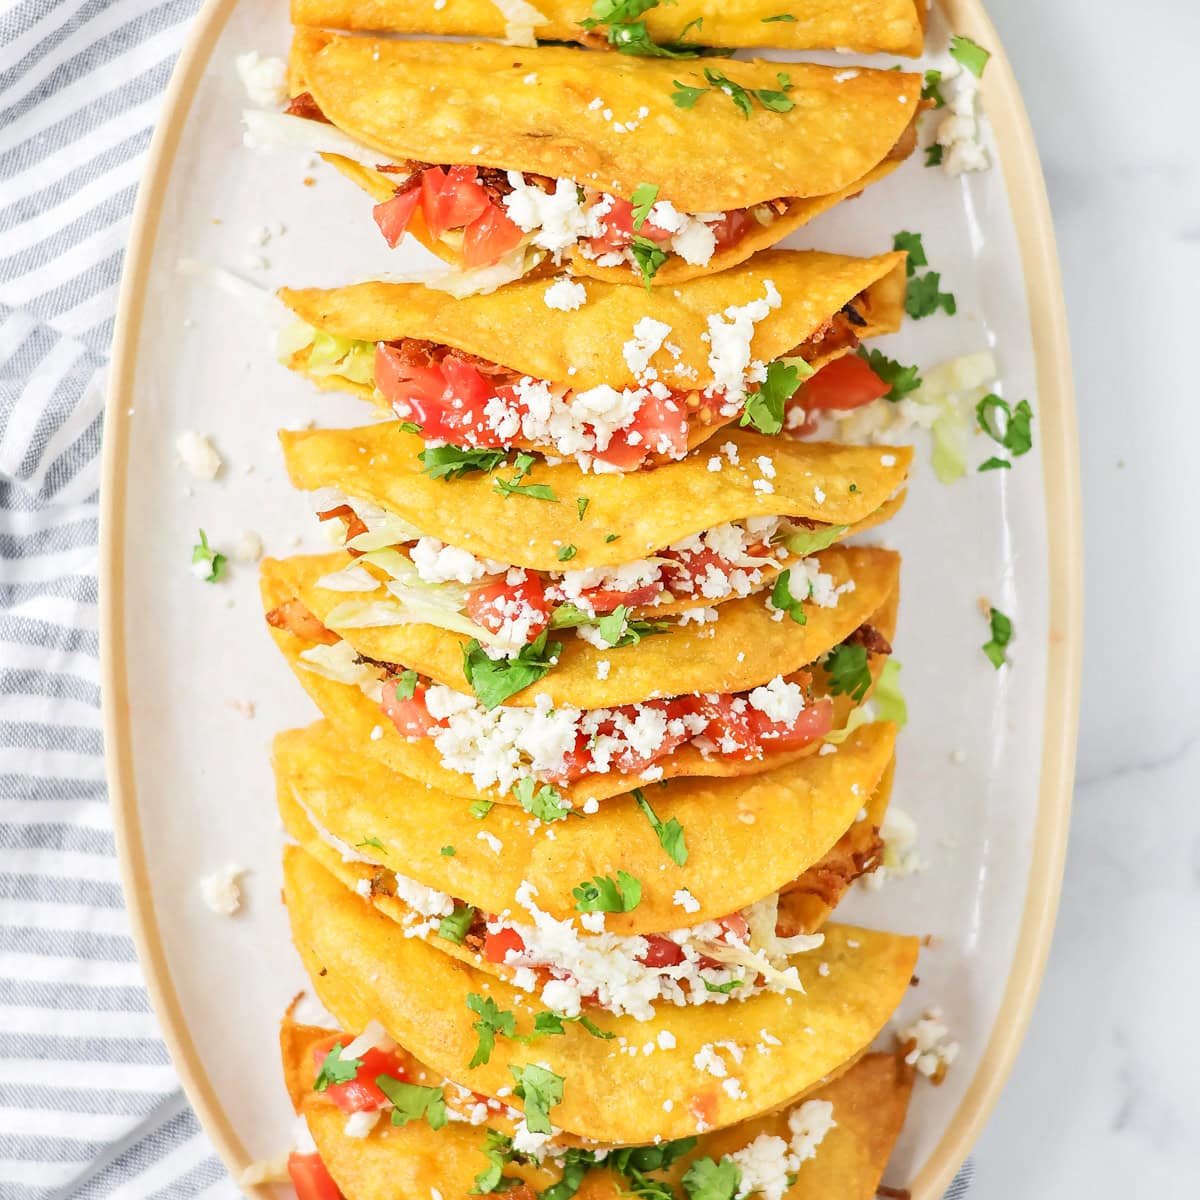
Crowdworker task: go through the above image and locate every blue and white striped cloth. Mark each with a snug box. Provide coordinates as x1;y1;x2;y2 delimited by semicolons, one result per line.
0;1;975;1196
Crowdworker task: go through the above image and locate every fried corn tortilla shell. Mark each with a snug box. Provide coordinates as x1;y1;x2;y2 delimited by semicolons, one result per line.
283;1016;915;1200
283;844;920;1144
277;719;897;937
279;250;906;402
291;0;927;56
263;545;898;709
280;422;912;573
289;32;922;212
260;556;897;805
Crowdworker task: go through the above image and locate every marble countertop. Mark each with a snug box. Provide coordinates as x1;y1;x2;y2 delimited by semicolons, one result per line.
972;0;1200;1193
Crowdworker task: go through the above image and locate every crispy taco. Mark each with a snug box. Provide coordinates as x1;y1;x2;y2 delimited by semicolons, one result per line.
281;1013;915;1200
243;33;923;286
276;718;896;939
290;0;927;56
260;545;900;805
277;251;907;467
283;843;920;1144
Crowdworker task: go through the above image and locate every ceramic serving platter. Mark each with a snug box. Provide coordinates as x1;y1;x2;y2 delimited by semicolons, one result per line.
100;0;1080;1194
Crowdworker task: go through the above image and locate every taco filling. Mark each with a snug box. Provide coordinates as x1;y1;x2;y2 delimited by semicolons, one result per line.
278;91;918;282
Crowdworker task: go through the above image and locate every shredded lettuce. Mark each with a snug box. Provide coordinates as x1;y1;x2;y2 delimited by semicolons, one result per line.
416;246;545;299
345;512;427;554
820;702;874;747
315;565;381;592
241;110;394;172
297;641;383;700
873;659;907;728
783;523;847;557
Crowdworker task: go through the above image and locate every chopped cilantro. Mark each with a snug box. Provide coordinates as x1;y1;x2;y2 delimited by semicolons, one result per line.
470;798;495;820
313;1042;361;1091
631;235;669;289
513;777;570;823
420;445;507;480
438;902;476;945
762;12;796;20
605;532;620;543
576;496;590;520
858;347;922;402
355;836;385;851
632;788;688;865
950;34;991;78
572;870;642;913
494;475;559;502
630;183;659;231
595;604;668;648
921;69;946;108
702;978;743;994
391;669;418;700
905;269;957;320
558;544;577;562
925;143;944;167
463;630;562;709
509;1063;564;1134
975;394;1034;470
539;1148;600;1200
611;1139;699;1175
467;993;517;1068
682;1156;741;1200
740;360;807;435
398;420;422;434
671;68;794;116
769;570;807;625
471;1129;519;1195
375;1075;447;1129
979;456;1011;471
824;641;873;702
982;605;1012;668
892;230;928;274
581;0;707;58
191;529;226;582
440;845;456;856
531;1010;614;1041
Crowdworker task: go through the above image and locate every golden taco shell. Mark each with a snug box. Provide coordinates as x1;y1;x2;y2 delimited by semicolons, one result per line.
283;1014;915;1200
283;843;919;1144
280;422;911;572
290;0;927;56
276;719;897;936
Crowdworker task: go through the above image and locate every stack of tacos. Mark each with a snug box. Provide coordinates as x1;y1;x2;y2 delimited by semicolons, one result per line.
250;9;935;1200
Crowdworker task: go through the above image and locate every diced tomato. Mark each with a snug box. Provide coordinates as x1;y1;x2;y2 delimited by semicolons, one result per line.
584;196;634;257
612;701;694;775
372;188;422;249
747;696;835;749
288;1153;343;1200
374;345;500;443
592;391;690;469
688;1090;720;1126
639;935;685;969
693;694;759;756
380;679;441;739
708;208;755;252
374;343;443;418
575;582;664;614
797;354;890;413
718;912;750;942
462;204;526;268
420;165;491;239
310;1037;410;1114
465;573;552;645
483;925;526;963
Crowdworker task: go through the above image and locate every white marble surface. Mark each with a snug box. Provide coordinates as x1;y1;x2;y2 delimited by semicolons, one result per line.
972;0;1200;1194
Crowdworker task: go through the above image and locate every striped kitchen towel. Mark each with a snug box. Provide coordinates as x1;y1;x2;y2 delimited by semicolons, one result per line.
0;1;976;1197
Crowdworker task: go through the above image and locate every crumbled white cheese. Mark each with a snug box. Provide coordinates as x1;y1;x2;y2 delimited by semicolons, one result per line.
344;1110;381;1138
623;317;672;381
175;431;221;480
543;277;587;311
673;888;701;914
233;529;263;563
199;864;244;916
235;51;288;107
704;281;781;404
899;1007;960;1079
935;61;990;177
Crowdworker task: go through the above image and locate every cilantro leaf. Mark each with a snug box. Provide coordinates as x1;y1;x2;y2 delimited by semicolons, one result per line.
975;394;1034;469
632;788;688;865
631;235;668;289
420;445;507;480
671;68;793;116
979;456;1011;471
611;1138;699;1175
558;544;577;562
762;12;796;20
769;569;807;625
594;604;669;648
530;1011;614;1041
824;641;873;702
398;420;422;434
582;1;706;59
702;978;743;994
753;72;796;113
682;1156;741;1200
740;360;807;435
462;630;562;709
925;143;944;167
494;476;559;502
576;496;590;520
391;669;418;700
470;1129;518;1195
982;605;1012;668
630;183;659;231
921;69;946;108
950;34;991;78
470;798;495;819
513;777;570;823
905;269;957;320
671;79;708;108
438;902;476;945
440;845;456;856
539;1148;600;1200
509;1064;564;1134
191;529;226;582
892;230;928;274
858;347;922;402
572;870;642;913
375;1075;447;1129
313;1042;361;1091
355;836;385;850
467;993;517;1068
